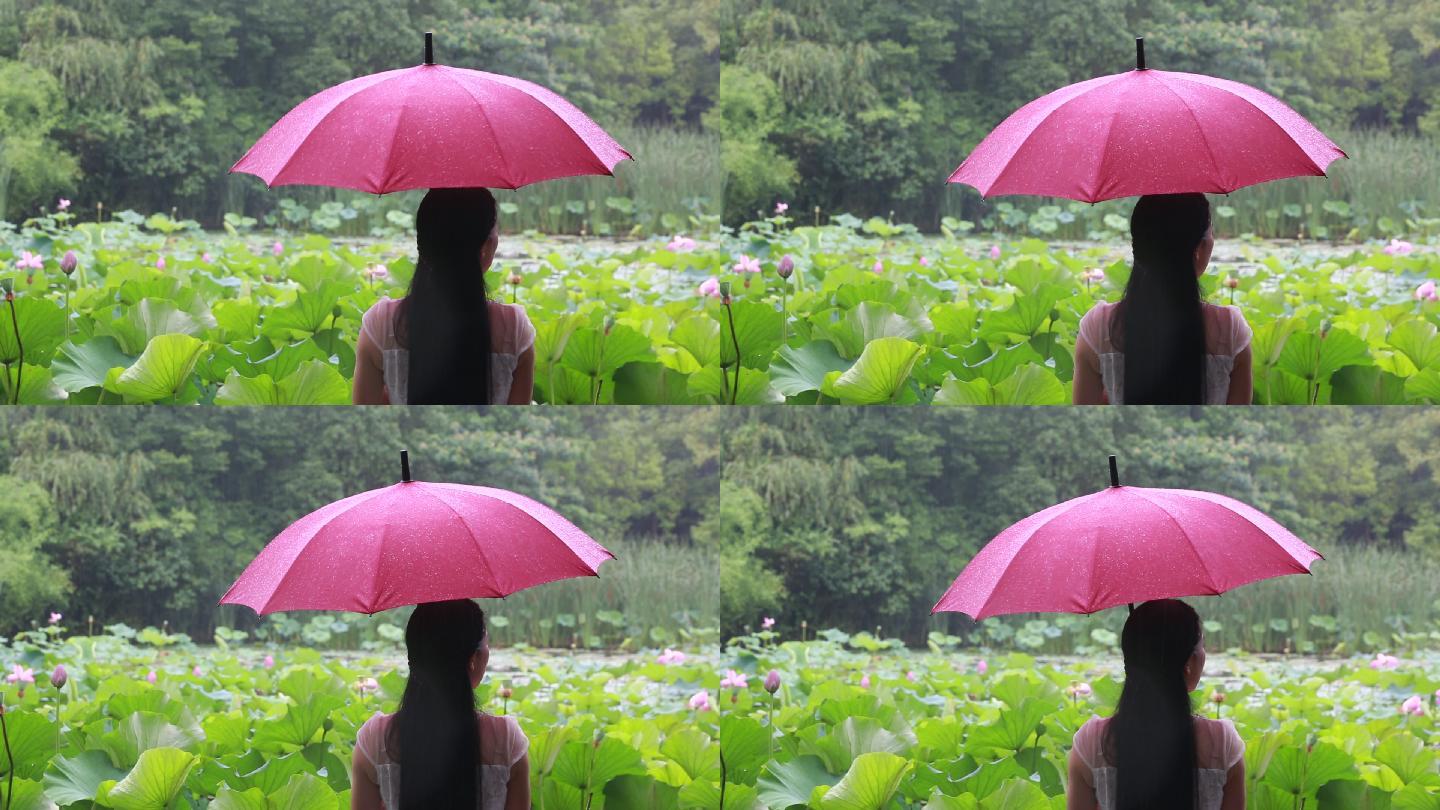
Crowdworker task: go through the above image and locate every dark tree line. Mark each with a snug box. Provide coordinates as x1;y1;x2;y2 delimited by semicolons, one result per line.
714;408;1440;638
0;407;722;635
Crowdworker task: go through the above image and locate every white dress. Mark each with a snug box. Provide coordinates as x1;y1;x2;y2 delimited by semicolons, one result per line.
1077;302;1253;404
1071;715;1244;810
360;297;536;404
354;711;528;810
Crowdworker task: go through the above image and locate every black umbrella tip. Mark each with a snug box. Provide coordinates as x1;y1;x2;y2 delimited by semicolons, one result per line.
424;32;434;65
1136;36;1146;70
1108;455;1120;487
400;449;412;482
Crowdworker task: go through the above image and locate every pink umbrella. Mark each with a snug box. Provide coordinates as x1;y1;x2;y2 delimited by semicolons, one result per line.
931;456;1323;619
231;33;631;194
220;451;615;615
948;38;1346;202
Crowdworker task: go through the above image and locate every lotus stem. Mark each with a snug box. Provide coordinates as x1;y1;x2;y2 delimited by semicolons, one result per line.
723;299;742;405
1;697;12;810
6;294;21;405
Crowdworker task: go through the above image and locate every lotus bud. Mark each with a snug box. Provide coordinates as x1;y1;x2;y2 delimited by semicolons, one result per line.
777;255;795;280
764;670;781;694
60;251;78;275
51;665;67;689
1224;276;1239;289
1211;690;1226;705
500;686;513;699
508;273;523;286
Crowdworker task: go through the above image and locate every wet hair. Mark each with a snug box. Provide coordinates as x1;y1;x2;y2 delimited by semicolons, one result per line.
1103;599;1202;810
1111;193;1212;403
397;188;499;404
387;600;488;810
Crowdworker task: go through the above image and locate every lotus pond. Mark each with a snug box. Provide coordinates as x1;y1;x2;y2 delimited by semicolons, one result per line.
716;634;1440;809
0;626;721;809
1;211;1438;405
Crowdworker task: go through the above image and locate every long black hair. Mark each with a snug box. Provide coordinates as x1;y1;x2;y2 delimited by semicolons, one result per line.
387;600;487;810
398;188;498;404
1103;599;1202;810
1111;193;1212;404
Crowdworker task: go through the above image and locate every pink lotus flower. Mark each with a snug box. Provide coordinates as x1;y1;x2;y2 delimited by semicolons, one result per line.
667;235;697;253
764;670;781;694
263;654;275;669
657;649;687;665
688;690;712;711
156;256;166;270
860;674;871;689
1384;239;1414;256
59;252;77;275
1401;695;1426;716
1370;652;1400;671
57;198;70;211
192;666;202;677
906;671;919;683
1210;690;1225;705
720;669;748;689
272;241;284;256
7;665;34;684
1068;682;1093;698
976;660;988;675
775;202;789;215
919;256;931;267
15;251;42;270
762;617;775;629
48;612;61;625
1415;281;1437;302
365;264;390;282
201;252;214;265
990;245;1002;260
733;255;762;275
51;665;66;689
872;260;884;274
698;277;721;298
357;677;380;693
1083;268;1105;283
146;670;157;684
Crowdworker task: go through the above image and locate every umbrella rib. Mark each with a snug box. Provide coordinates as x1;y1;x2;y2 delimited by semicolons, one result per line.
437;68;520;190
1180;491;1321;570
416;486;506;598
1128;490;1224;594
981;77;1121;202
434;485;612;585
255;489;388;613
1085;89;1126;203
483;76;627;176
1167;74;1346;176
967;496;1093;617
256;80;398;192
1153;77;1226;192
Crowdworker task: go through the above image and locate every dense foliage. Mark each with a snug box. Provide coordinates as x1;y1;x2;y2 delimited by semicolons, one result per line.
717;635;1440;809
716;408;1440;641
719;0;1440;226
4;213;1440;408
0;407;722;638
0;0;718;221
0;626;722;809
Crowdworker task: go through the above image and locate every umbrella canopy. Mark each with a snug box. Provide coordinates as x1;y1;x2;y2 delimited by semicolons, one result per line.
931;456;1323;619
220;451;615;615
231;33;631;194
948;38;1346;202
